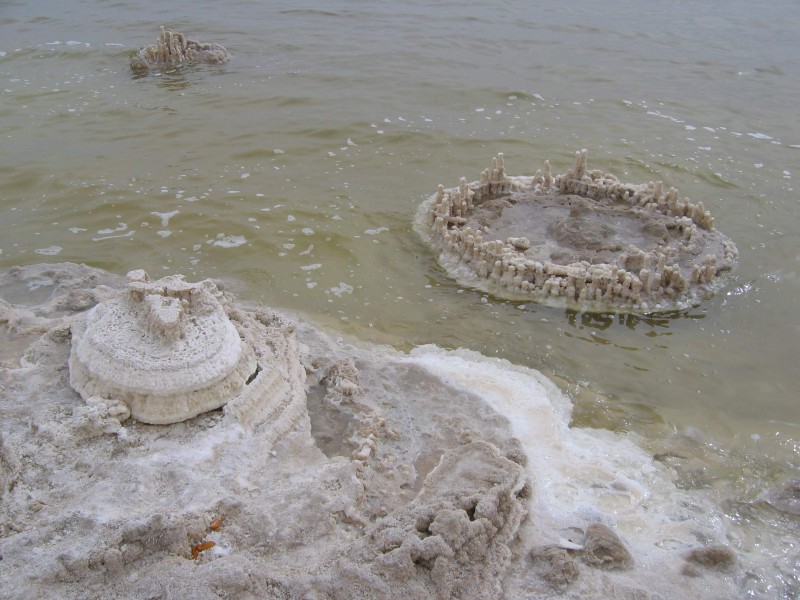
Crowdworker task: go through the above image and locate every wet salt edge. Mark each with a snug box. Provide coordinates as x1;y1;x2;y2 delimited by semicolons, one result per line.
408;348;733;574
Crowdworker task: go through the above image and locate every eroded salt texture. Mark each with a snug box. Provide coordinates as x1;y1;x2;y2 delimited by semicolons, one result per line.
0;264;782;599
68;269;304;428
418;150;738;312
130;27;228;74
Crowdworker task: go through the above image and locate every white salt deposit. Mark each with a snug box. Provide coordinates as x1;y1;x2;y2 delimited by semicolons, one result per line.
0;263;765;599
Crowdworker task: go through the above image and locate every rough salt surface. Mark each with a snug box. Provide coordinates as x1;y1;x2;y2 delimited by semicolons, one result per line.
417;150;738;313
0;264;773;599
68;269;301;426
130;27;228;73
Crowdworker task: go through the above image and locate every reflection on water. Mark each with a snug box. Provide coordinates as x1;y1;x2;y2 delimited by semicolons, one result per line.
564;306;705;333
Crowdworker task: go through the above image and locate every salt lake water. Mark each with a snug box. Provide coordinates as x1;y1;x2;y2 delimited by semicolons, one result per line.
1;0;799;595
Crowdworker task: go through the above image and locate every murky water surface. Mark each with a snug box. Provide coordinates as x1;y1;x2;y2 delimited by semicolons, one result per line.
1;0;799;588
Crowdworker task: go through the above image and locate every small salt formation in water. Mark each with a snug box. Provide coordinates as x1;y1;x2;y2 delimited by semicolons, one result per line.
130;26;228;73
69;269;305;428
418;150;738;312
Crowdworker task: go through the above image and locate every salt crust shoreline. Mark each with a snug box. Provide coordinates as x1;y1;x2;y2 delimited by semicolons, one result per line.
0;263;757;599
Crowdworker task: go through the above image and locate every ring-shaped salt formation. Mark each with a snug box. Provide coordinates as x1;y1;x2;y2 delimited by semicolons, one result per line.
416;150;738;312
69;270;304;427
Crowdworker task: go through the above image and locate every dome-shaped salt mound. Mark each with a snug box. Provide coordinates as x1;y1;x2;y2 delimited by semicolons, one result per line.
69;270;260;424
417;150;738;312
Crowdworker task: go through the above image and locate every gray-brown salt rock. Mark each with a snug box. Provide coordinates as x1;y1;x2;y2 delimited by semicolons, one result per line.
582;523;634;570
530;545;579;588
682;544;737;575
130;26;228;73
417;150;738;312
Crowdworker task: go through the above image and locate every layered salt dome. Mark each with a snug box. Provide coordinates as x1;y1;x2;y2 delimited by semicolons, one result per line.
418;150;738;312
130;27;228;73
0;264;788;599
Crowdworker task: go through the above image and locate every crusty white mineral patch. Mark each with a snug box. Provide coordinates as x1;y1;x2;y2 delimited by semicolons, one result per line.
130;26;228;73
0;264;782;599
68;269;302;427
417;150;738;312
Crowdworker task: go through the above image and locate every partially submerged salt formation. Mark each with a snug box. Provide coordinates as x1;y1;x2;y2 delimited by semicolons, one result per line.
69;269;305;428
419;150;738;312
130;26;228;73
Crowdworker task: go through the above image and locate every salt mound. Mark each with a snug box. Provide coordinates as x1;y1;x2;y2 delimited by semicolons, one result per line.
130;26;228;73
69;269;304;428
417;150;738;312
0;264;777;599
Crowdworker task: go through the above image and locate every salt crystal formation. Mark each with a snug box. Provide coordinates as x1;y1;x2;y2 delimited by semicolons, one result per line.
419;150;739;312
130;26;228;73
325;441;528;599
69;269;305;427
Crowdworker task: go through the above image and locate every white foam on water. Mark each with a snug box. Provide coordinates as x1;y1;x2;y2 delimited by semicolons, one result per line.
151;210;179;227
329;283;354;297
68;227;86;233
34;246;62;256
364;227;389;235
405;347;740;587
92;231;134;242
210;234;247;248
747;132;773;140
302;228;314;235
300;263;322;271
157;230;171;238
96;223;127;235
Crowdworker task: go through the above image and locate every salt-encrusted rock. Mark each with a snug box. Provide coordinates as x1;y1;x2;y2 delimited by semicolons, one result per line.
322;441;528;599
683;544;737;574
416;150;738;313
130;26;228;73
0;433;19;499
760;478;800;516
530;545;579;588
582;523;634;570
69;270;304;429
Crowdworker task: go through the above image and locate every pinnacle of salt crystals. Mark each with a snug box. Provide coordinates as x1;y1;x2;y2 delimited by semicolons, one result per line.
67;269;308;428
130;26;228;73
418;149;739;313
